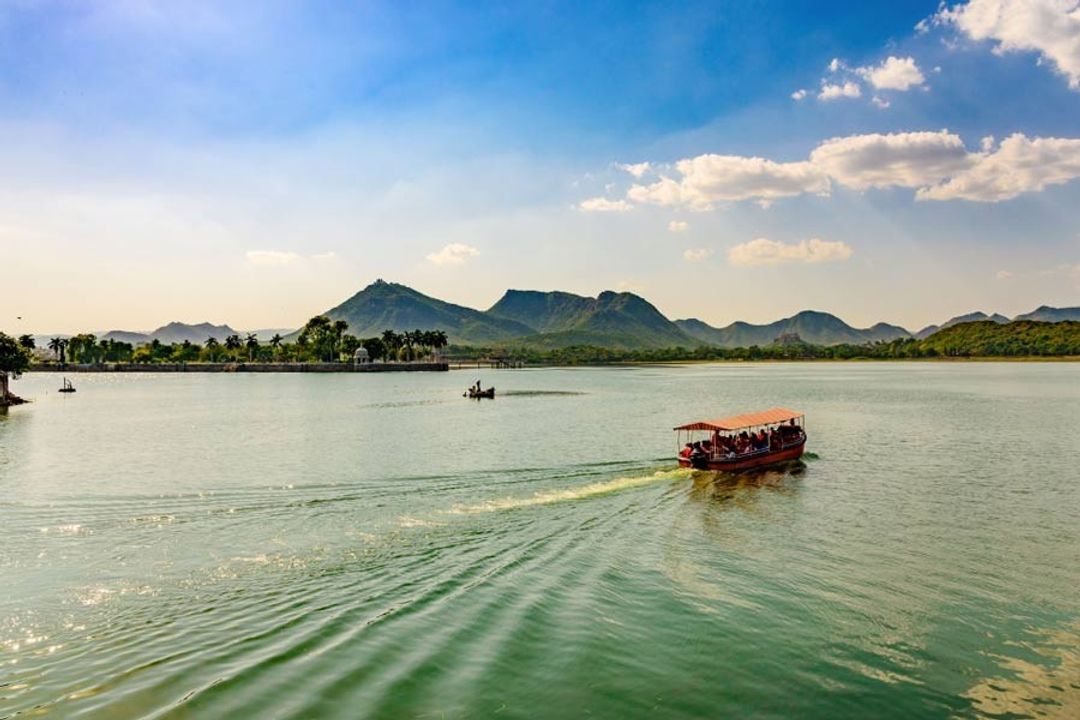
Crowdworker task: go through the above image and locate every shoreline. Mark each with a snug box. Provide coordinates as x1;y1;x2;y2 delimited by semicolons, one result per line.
29;361;449;373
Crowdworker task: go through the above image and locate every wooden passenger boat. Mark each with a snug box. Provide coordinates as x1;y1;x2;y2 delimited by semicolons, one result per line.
466;386;495;399
58;377;76;394
675;407;806;472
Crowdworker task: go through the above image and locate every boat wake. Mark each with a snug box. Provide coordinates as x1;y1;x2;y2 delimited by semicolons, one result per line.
446;467;691;514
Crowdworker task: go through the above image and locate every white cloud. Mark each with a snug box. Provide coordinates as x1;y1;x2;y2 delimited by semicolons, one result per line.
312;251;337;262
617;162;652;178
936;0;1080;89
818;81;862;100
627;154;829;210
728;237;854;266
791;88;808;100
426;243;479;266
579;196;633;212
246;250;301;266
590;130;1080;210
683;248;713;262
917;133;1080;201
857;56;926;90
995;269;1015;279
810;131;973;190
668;220;689;232
871;96;892;108
828;58;845;72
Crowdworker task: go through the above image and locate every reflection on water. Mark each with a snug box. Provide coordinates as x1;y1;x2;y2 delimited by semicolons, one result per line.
964;621;1080;719
687;461;806;506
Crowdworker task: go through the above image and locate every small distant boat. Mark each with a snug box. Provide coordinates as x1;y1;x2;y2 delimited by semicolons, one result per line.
58;377;76;394
465;384;495;399
675;407;806;472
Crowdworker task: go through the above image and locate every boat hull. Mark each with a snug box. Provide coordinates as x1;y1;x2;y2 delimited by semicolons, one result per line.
677;440;805;472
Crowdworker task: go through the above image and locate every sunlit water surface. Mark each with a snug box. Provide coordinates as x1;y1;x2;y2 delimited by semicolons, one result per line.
2;363;1079;719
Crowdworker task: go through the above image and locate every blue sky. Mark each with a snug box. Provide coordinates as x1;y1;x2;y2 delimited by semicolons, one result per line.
3;0;1080;334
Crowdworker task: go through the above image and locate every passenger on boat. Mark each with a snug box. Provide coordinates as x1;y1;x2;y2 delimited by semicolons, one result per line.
679;443;693;459
701;439;713;456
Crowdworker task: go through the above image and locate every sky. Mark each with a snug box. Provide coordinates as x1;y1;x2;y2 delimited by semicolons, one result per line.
3;0;1080;335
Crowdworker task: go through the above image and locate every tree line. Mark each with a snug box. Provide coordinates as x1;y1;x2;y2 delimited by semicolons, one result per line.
22;318;450;366
449;320;1080;364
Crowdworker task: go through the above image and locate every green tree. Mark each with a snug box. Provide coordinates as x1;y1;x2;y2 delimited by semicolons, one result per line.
204;337;222;362
269;333;284;361
0;332;32;405
245;333;259;361
361;336;386;361
18;334;35;351
299;316;336;362
48;337;68;364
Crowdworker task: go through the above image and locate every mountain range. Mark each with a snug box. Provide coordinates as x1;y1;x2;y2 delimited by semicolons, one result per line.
318;280;1080;350
34;281;1080;350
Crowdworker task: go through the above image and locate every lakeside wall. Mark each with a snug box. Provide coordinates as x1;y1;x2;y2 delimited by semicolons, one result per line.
30;362;448;373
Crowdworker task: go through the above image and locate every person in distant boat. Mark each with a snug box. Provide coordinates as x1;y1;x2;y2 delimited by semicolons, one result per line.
679;443;693;459
701;439;713;457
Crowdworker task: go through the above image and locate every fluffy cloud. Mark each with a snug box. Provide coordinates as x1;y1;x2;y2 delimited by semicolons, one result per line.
593;130;1080;210
426;243;479;266
617;162;652;178
728;238;854;266
857;56;926;90
818;81;862;100
683;247;713;262
579;196;633;212
628;154;829;209
791;88;808;100
936;0;1080;89
871;96;891;108
668;220;689;232
246;250;300;266
810;131;973;190
916;133;1080;201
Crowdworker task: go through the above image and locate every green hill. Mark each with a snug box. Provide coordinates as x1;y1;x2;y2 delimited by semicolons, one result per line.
489;289;700;349
920;320;1080;356
676;311;910;347
915;311;1009;339
322;280;534;345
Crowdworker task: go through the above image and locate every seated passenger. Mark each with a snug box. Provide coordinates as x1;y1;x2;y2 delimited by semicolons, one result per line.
679;443;693;459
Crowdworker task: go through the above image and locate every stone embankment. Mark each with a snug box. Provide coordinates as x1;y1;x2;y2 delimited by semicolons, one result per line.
30;362;448;373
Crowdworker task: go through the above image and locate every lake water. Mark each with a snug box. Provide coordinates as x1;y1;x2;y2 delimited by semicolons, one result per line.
2;363;1079;719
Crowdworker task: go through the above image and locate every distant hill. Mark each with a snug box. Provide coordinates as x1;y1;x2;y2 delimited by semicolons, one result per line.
149;322;240;345
101;330;152;344
921;320;1080;356
675;311;911;348
915;311;1009;340
488;289;700;349
320;280;534;345
1012;305;1080;323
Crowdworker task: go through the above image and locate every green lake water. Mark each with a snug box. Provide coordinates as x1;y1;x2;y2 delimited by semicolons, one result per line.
2;363;1079;719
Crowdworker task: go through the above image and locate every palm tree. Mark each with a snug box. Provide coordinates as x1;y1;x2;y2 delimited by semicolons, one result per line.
48;337;67;364
224;334;242;360
245;333;259;361
17;334;35;351
269;333;283;361
205;336;221;362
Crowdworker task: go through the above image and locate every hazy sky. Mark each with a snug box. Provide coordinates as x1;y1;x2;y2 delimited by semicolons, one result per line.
3;0;1080;335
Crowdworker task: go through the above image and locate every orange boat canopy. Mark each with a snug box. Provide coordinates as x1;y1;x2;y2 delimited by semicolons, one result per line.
674;407;803;432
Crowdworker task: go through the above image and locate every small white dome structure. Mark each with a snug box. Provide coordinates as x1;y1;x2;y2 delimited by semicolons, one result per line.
353;346;371;364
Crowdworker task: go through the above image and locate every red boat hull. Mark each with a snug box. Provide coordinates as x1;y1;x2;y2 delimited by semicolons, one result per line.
677;440;806;472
